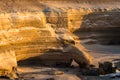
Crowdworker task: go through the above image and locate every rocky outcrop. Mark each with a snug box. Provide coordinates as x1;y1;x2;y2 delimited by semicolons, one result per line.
0;12;62;60
0;0;120;78
43;2;120;46
0;12;54;77
44;6;120;45
0;11;94;78
44;8;120;32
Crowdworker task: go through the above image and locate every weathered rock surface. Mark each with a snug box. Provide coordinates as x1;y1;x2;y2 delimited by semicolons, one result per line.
0;50;17;79
99;62;116;75
0;0;120;79
41;0;120;46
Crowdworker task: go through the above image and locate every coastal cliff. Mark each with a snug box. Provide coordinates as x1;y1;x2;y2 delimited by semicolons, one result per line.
0;0;120;79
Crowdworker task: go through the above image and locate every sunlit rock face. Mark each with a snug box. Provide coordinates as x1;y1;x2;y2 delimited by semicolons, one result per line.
44;7;120;32
0;50;17;78
0;12;63;61
0;0;120;78
42;0;120;45
0;11;61;77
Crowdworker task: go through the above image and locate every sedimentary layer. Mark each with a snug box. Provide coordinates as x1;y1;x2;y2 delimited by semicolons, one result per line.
0;0;120;78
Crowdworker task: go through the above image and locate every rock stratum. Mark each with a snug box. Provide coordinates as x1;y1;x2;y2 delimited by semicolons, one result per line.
0;0;120;79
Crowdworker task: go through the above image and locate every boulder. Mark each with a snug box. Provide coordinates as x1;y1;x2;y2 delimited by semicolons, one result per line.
99;62;116;75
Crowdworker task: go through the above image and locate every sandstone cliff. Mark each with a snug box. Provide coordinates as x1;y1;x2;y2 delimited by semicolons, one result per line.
0;0;120;79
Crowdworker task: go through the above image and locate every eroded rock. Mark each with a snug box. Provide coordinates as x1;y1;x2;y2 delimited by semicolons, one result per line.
99;62;116;75
0;0;120;79
0;50;17;79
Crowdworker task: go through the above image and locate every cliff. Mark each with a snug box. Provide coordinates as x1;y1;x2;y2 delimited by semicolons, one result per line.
0;0;120;79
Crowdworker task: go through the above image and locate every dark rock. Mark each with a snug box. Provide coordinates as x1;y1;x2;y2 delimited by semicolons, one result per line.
46;78;55;80
116;75;120;78
99;62;116;75
80;68;99;76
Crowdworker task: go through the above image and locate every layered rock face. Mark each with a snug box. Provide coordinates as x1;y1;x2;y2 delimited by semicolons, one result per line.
0;0;120;78
0;12;57;77
73;10;120;45
0;12;63;62
0;9;93;79
0;50;17;78
42;0;120;45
